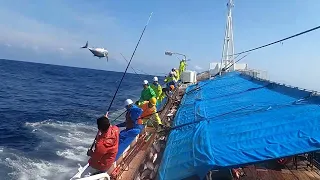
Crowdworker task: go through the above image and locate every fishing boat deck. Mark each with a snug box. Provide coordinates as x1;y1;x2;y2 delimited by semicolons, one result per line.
239;163;320;180
117;88;183;180
114;128;156;179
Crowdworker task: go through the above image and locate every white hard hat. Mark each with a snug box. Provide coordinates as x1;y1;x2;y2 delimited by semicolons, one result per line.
169;71;174;75
124;99;133;106
153;77;158;82
143;80;148;85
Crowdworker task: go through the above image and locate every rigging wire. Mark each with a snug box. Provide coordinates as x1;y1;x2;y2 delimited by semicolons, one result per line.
219;25;320;74
234;25;320;56
220;53;250;73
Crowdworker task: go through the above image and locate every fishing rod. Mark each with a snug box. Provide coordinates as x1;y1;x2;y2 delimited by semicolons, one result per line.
88;12;153;152
120;53;143;80
88;110;127;152
111;110;127;122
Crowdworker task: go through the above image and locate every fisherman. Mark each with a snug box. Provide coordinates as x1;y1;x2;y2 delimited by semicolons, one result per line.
172;68;180;80
150;76;162;103
116;99;143;143
139;97;162;128
87;116;119;173
164;72;177;88
179;59;186;76
136;80;156;105
159;85;175;102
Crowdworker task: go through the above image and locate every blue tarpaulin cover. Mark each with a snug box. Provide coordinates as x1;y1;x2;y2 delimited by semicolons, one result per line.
158;72;320;180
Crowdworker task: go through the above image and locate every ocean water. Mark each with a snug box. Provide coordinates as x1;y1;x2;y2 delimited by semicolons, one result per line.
0;59;157;180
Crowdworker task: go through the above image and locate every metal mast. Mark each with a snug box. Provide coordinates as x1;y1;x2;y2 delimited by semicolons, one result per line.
219;0;235;75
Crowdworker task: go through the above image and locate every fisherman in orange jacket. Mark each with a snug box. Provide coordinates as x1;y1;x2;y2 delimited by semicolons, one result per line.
87;116;119;173
139;97;162;128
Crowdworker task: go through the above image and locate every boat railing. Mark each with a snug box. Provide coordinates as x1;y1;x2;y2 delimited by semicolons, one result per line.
74;172;110;180
69;95;170;180
70;162;110;180
240;69;268;80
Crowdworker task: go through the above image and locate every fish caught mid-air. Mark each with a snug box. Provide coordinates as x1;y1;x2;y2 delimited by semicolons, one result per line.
81;41;109;61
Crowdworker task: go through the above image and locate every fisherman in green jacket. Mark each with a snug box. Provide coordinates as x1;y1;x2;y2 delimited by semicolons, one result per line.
137;80;156;105
150;76;162;105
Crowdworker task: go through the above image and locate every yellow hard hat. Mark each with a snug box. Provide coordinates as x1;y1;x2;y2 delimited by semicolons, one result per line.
149;97;157;105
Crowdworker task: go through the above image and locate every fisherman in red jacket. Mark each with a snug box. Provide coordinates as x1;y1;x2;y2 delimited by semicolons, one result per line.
87;115;119;173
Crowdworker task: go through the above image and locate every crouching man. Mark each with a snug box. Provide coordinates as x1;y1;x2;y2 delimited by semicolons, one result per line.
116;99;143;143
87;116;119;174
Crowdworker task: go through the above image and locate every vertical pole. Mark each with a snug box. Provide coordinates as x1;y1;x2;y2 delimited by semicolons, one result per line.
219;0;235;75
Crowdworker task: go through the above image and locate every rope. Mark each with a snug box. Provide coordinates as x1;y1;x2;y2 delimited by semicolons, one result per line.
161;95;312;132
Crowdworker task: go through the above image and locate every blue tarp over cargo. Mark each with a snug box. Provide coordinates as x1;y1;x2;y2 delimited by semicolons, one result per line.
158;72;320;180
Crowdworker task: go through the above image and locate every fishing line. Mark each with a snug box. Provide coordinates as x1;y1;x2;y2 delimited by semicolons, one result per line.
136;69;149;76
120;53;165;88
120;53;143;81
111;110;127;123
88;12;153;152
106;12;153;113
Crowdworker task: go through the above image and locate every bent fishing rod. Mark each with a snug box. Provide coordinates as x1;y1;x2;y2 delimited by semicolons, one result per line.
88;12;153;151
120;53;144;81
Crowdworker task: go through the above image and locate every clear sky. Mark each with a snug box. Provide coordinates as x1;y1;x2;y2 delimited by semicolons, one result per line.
0;0;320;90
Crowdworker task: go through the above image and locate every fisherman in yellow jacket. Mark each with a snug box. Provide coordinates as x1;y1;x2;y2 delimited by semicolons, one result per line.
179;59;186;75
172;68;180;80
150;77;162;104
164;71;177;88
159;85;175;102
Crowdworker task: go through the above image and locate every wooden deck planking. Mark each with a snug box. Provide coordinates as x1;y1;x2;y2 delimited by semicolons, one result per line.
115;87;181;180
241;165;257;180
281;169;299;180
239;165;320;180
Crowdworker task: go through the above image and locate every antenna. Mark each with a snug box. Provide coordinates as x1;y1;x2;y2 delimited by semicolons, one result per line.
219;0;235;75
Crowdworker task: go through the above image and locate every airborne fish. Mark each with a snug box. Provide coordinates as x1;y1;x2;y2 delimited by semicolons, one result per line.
81;41;109;61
